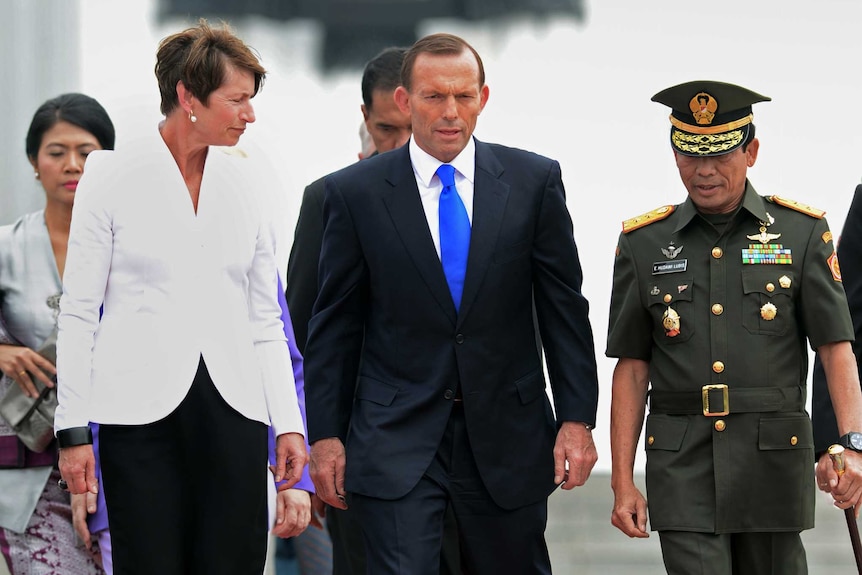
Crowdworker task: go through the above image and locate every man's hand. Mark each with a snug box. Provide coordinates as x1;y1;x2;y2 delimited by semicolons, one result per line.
58;444;97;495
553;421;598;489
611;481;649;538
309;437;348;510
0;344;56;398
272;488;311;538
817;449;862;516
274;432;308;488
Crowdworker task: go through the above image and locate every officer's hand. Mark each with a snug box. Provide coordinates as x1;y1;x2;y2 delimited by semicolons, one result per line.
816;451;839;494
611;481;649;538
829;450;862;517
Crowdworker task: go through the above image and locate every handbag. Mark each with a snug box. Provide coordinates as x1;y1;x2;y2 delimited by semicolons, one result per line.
0;327;58;453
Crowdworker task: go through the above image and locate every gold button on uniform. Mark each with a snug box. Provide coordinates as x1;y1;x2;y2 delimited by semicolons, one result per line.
712;247;723;259
790;436;798;446
712;361;725;373
714;420;726;432
712;303;724;315
663;294;672;303
648;436;655;445
766;283;775;292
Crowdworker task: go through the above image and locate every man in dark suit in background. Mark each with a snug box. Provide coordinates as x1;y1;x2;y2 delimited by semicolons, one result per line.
305;33;599;574
286;47;461;574
812;185;862;496
287;46;411;352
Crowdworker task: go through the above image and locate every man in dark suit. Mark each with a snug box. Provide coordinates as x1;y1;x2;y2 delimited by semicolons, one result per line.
812;185;862;495
304;33;599;574
287;47;462;574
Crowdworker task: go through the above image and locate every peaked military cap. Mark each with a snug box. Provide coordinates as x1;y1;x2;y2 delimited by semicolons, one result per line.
652;80;771;157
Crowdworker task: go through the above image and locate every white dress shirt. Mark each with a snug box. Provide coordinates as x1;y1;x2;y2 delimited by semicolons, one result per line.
409;137;475;259
55;125;303;438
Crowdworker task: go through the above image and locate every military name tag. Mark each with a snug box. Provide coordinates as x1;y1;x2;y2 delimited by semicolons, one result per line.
742;244;792;265
653;260;688;274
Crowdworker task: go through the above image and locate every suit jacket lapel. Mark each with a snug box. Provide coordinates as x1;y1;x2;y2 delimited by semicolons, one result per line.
458;141;508;325
382;147;458;324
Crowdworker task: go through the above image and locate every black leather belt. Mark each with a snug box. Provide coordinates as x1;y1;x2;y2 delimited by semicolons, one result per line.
649;385;804;416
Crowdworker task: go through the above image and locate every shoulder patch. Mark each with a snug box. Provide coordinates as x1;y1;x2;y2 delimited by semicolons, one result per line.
622;205;675;234
767;196;825;219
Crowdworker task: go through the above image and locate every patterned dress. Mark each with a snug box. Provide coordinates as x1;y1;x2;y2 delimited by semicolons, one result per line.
0;211;104;574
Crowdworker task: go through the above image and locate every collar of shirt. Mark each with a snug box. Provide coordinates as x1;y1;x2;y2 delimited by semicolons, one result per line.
408;137;476;258
674;180;766;234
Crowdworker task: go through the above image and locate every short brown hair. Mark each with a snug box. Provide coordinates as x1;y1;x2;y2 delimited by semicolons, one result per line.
155;19;266;116
400;33;485;92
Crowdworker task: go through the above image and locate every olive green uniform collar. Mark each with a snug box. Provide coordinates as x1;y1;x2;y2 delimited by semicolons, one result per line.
673;180;768;234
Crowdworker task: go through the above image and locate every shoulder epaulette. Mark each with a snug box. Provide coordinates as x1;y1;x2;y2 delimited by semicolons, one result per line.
767;196;825;219
622;205;675;234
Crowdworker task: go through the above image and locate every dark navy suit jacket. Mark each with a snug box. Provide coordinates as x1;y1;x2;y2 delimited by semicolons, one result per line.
813;184;862;453
304;140;598;510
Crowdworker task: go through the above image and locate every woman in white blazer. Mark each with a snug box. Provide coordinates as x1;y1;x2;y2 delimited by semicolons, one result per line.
55;20;307;575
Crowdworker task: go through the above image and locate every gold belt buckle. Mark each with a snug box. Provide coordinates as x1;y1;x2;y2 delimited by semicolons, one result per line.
702;384;729;416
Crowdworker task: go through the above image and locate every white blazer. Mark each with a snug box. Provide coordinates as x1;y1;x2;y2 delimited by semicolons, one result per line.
55;125;303;438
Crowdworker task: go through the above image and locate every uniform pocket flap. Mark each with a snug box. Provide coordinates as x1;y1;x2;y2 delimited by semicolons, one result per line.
758;415;813;450
645;415;688;451
646;276;694;306
742;269;795;296
515;370;546;404
355;377;398;406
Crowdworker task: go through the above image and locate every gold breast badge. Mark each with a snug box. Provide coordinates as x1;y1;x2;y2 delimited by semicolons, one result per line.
760;302;777;321
747;218;781;245
663;306;680;337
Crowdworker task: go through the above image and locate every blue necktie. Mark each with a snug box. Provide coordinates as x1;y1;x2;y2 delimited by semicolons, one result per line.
437;163;470;311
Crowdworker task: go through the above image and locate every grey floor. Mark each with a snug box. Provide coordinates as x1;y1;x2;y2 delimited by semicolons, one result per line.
272;471;860;574
547;473;858;574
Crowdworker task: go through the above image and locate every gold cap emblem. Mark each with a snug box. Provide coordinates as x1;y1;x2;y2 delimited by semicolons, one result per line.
690;92;718;125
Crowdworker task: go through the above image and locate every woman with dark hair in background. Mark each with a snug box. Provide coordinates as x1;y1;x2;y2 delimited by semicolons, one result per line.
0;92;113;575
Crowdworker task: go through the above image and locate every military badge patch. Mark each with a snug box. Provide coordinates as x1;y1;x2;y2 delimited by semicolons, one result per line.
828;252;842;281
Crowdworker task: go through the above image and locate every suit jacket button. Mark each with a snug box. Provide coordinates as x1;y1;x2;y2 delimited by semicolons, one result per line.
455;334;465;344
444;389;454;400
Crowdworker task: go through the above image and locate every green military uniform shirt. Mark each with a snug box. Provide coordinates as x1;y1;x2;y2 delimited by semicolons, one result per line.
606;180;853;533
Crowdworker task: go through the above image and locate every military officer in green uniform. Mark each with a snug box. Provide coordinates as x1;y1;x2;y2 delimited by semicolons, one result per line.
607;80;862;574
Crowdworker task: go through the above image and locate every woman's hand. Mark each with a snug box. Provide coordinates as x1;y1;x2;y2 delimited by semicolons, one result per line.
0;343;56;398
272;488;311;538
71;491;98;549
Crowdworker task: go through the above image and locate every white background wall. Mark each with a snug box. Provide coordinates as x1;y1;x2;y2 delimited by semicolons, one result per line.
9;0;862;472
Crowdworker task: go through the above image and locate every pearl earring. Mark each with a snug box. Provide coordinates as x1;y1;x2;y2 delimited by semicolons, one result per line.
34;171;40;180
189;111;197;123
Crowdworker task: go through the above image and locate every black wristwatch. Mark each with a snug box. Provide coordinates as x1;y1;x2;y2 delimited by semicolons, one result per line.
838;431;862;452
56;426;93;449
